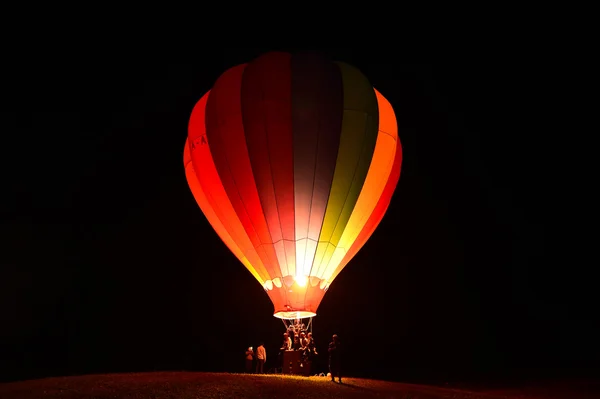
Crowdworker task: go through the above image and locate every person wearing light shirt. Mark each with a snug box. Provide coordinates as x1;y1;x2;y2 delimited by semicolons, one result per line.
255;342;267;373
278;333;292;371
281;332;292;351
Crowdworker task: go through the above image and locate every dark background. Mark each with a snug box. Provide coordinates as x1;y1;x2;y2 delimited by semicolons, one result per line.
1;48;593;385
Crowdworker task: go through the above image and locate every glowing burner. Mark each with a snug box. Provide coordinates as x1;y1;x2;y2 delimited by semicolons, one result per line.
294;275;308;287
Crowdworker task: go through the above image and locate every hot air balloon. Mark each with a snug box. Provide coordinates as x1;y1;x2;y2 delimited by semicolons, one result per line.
183;52;402;323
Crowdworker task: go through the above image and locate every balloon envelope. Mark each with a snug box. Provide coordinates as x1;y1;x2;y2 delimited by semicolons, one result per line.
184;52;402;319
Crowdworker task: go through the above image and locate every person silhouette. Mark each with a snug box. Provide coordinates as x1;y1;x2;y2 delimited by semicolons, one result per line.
328;334;342;383
245;346;254;373
255;342;266;373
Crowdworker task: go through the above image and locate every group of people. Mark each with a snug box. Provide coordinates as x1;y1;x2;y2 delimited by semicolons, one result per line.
279;329;318;361
244;328;342;383
245;342;267;373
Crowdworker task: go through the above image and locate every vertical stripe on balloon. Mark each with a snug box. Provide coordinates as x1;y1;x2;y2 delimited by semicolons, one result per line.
185;140;264;284
312;62;379;279
322;89;399;282
331;137;403;283
291;54;344;279
187;90;271;282
205;64;281;279
241;52;296;279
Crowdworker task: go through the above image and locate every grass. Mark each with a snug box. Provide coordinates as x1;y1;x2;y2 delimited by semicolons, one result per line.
0;371;593;399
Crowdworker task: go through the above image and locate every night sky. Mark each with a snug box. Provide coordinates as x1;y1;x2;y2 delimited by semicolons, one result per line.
1;48;593;385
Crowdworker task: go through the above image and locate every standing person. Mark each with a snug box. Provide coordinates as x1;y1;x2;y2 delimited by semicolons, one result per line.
245;346;254;373
293;335;301;350
282;332;292;351
307;332;318;355
299;332;308;349
328;334;342;383
256;342;266;373
278;332;292;371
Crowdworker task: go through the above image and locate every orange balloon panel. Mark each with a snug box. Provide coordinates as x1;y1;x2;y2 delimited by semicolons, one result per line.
184;52;402;319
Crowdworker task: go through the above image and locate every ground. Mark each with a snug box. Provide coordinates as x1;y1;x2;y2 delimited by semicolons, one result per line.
0;372;596;399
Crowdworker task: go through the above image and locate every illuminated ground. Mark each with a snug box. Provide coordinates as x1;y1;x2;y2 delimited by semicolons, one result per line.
0;372;595;398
